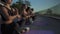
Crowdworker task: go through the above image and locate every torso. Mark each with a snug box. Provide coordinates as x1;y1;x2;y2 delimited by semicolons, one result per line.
0;6;17;24
5;7;17;16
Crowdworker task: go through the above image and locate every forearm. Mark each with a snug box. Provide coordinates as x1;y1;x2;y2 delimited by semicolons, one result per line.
8;15;17;20
17;14;21;19
4;15;17;24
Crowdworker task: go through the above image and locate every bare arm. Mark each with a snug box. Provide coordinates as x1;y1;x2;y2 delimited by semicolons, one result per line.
1;7;17;24
16;8;21;18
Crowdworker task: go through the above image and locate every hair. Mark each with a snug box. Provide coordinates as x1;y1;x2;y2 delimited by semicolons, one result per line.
31;8;34;11
26;7;30;11
21;4;26;8
22;4;26;7
1;0;6;3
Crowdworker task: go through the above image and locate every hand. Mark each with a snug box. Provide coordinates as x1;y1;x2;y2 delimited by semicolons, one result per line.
17;15;21;19
25;16;29;19
5;16;17;24
16;15;22;21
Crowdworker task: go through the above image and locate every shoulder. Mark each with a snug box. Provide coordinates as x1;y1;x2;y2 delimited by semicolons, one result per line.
12;8;18;11
1;6;6;10
1;6;8;12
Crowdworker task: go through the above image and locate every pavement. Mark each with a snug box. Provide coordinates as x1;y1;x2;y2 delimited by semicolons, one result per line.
25;15;60;34
43;15;60;19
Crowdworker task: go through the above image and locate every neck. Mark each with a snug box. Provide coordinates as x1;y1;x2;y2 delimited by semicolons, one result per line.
5;4;10;8
5;4;11;10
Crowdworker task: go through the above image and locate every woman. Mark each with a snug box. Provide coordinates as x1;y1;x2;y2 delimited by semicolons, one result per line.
31;8;35;21
0;0;21;34
25;7;33;25
18;4;30;33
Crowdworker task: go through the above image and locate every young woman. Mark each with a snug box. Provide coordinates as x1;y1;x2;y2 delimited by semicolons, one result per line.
0;0;21;34
18;4;30;33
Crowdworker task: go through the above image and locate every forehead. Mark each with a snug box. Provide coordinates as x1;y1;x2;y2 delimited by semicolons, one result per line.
25;4;28;6
24;4;27;7
7;0;12;1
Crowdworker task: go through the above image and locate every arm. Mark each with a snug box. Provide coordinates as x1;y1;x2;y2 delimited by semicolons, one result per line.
15;8;21;19
1;7;17;24
30;12;35;17
23;11;29;19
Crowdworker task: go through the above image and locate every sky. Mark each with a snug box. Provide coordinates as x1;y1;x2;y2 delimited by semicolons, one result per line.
13;0;60;12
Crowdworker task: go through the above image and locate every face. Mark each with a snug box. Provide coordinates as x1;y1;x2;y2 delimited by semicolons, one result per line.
6;0;13;4
23;4;28;9
25;5;28;9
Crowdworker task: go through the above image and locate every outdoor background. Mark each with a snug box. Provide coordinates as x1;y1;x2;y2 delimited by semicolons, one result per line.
0;0;60;34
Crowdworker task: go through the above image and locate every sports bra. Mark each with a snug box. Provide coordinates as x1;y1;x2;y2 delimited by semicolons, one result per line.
0;6;17;21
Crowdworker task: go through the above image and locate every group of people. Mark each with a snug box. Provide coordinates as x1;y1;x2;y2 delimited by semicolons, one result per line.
0;0;35;34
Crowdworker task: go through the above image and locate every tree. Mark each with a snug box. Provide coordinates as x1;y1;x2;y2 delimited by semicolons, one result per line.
11;0;31;14
11;0;31;8
11;0;23;14
24;0;31;6
11;0;23;8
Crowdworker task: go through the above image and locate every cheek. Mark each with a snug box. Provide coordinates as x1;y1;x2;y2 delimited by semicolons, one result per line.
25;6;28;8
10;0;12;3
8;0;12;3
25;7;27;9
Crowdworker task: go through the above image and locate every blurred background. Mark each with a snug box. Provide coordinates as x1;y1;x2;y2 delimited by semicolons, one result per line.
0;0;60;34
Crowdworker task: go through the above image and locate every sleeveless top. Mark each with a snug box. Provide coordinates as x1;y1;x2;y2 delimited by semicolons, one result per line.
0;6;17;21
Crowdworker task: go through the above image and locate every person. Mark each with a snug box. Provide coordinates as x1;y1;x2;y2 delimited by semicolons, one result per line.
18;4;30;33
31;8;35;21
26;7;35;24
18;4;28;26
0;0;21;34
25;7;32;25
19;7;32;33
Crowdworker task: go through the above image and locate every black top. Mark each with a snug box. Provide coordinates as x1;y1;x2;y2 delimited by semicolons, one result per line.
0;6;17;21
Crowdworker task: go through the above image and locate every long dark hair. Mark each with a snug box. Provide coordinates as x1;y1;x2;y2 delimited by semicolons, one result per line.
26;7;30;12
19;4;27;14
31;8;34;11
21;4;27;9
1;0;6;3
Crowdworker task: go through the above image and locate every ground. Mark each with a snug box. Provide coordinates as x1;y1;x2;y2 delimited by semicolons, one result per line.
25;15;60;34
0;15;60;34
